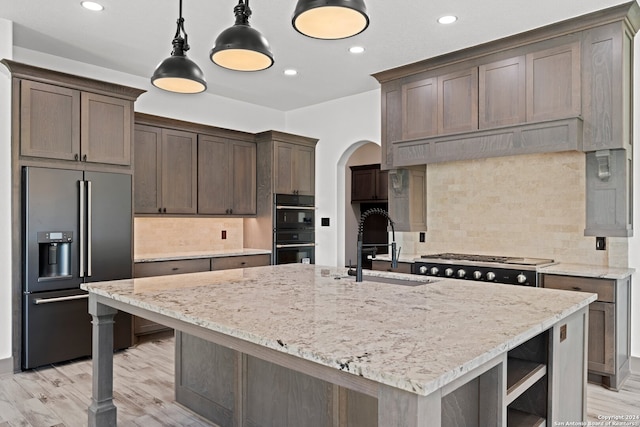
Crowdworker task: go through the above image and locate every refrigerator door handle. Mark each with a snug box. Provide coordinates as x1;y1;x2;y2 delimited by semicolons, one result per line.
33;294;89;305
87;180;92;277
79;180;85;278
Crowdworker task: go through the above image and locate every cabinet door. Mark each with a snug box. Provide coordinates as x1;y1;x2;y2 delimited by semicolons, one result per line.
198;135;230;215
526;42;581;121
274;141;294;194
588;301;615;375
479;56;526;128
293;144;315;196
402;77;438;140
376;169;388;200
161;129;197;214
81;92;132;165
134;125;162;214
20;80;80;161
351;169;376;202
438;67;478;134
230;140;257;214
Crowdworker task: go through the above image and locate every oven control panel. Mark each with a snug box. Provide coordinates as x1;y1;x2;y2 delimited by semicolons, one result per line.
414;262;537;286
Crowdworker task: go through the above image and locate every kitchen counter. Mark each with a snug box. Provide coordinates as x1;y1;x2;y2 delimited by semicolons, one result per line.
134;248;271;263
82;264;594;426
538;263;634;280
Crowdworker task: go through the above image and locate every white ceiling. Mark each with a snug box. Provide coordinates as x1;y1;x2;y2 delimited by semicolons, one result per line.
0;0;633;111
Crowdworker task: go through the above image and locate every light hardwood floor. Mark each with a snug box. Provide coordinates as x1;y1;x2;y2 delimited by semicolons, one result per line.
1;333;638;426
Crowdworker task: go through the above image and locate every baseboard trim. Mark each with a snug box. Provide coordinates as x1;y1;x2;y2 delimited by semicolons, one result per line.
0;356;13;376
631;356;640;374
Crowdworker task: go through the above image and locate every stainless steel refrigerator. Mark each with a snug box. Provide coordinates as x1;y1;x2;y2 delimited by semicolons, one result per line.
22;166;133;369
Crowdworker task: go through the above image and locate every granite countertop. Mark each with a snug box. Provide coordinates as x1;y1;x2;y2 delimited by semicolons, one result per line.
134;248;271;263
538;263;634;280
372;254;635;279
82;264;594;396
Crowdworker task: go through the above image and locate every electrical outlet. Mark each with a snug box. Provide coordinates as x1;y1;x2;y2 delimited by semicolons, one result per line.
596;236;606;250
222;230;227;240
560;324;567;342
419;232;425;243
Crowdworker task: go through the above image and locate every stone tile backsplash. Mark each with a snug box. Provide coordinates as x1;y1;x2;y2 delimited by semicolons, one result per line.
134;217;244;256
406;151;628;267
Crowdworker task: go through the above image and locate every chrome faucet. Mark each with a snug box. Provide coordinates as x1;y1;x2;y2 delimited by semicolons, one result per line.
352;208;399;282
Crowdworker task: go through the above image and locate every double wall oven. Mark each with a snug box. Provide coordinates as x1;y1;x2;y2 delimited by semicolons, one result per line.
273;194;315;264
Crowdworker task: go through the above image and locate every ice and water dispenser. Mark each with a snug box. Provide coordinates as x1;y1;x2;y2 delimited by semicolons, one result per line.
37;231;72;279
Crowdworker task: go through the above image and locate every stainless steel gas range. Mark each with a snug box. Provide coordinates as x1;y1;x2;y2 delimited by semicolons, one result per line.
413;253;555;286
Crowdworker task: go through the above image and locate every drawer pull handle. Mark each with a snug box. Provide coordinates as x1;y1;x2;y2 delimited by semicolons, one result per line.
172;267;179;271
241;262;246;265
571;286;582;291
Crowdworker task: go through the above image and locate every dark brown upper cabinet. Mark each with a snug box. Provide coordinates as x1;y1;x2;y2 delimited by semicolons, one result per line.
19;79;134;166
274;140;315;196
198;135;256;215
134;124;197;214
351;164;388;202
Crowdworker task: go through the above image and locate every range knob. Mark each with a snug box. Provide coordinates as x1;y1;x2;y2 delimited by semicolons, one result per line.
444;268;454;277
486;272;496;281
457;269;466;278
516;273;527;284
473;271;482;280
419;265;428;275
430;267;439;275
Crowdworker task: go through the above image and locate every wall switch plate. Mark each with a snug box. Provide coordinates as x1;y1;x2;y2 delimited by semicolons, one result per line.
222;230;227;240
560;324;567;342
419;232;425;243
596;236;606;250
321;217;330;227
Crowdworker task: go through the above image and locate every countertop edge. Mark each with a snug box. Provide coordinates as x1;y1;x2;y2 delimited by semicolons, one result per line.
134;249;271;263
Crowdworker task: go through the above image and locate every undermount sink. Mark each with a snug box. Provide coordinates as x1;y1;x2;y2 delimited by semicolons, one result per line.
342;274;433;287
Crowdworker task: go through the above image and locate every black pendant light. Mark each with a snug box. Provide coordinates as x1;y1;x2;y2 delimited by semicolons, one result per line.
151;0;207;93
210;0;274;72
292;0;370;40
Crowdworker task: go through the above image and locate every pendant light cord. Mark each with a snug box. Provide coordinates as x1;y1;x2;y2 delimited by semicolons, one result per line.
174;0;190;52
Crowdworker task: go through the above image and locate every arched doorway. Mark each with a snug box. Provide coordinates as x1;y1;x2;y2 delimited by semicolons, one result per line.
336;141;384;267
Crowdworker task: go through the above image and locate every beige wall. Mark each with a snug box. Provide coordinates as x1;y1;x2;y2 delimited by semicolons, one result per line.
134;218;244;256
402;151;627;267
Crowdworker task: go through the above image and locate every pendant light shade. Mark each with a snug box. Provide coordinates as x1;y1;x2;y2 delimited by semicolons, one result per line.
151;0;207;94
292;0;369;40
210;1;274;72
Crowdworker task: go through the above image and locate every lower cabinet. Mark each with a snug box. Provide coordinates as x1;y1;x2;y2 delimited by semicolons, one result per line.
540;273;631;390
133;254;270;337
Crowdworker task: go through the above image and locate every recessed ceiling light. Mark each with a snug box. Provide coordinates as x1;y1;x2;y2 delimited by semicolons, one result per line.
81;1;104;11
284;69;298;76
349;46;365;54
437;15;457;24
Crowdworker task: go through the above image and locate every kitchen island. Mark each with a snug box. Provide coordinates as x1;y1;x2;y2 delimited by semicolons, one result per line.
82;264;595;427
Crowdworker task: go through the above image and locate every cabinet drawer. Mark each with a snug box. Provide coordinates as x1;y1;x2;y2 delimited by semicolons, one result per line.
134;259;211;277
541;275;614;303
211;254;271;271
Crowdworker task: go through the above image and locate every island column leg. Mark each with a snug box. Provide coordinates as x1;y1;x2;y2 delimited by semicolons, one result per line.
378;384;441;427
87;294;118;427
